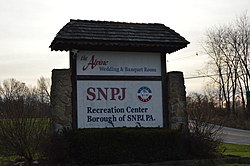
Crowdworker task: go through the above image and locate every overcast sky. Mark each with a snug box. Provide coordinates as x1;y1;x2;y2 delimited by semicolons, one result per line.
0;0;249;92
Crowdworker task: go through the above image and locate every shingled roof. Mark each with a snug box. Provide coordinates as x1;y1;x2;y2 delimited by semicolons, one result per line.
50;20;189;53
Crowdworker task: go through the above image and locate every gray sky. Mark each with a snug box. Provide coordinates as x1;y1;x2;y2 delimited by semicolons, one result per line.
0;0;249;92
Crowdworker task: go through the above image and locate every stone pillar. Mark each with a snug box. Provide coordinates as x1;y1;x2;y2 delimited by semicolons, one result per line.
167;71;188;131
51;69;72;132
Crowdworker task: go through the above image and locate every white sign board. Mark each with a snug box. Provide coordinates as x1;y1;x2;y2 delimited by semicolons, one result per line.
77;80;163;128
76;51;161;76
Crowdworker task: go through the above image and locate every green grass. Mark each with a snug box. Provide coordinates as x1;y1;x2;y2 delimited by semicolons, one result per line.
0;156;16;165
220;143;250;157
222;164;250;166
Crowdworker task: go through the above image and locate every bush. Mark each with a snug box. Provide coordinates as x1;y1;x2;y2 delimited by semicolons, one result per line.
45;128;221;165
185;132;221;158
0;78;51;162
187;93;223;157
0;99;51;162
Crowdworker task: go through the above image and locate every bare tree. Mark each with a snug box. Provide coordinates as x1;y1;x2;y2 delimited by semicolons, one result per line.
36;76;50;104
0;78;29;101
202;13;250;113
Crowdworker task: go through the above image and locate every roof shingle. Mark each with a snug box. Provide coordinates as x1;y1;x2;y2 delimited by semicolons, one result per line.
50;20;189;53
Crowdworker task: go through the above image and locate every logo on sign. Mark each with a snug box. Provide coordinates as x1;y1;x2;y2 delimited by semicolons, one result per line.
137;86;152;102
82;55;109;71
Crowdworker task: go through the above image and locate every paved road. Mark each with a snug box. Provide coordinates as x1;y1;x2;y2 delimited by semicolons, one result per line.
220;126;250;145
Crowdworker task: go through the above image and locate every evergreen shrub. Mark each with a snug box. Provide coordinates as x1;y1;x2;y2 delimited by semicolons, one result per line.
46;128;219;165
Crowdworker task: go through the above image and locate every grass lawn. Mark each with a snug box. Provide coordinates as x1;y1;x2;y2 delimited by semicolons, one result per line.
1;142;250;165
219;143;250;166
222;164;250;166
220;143;250;157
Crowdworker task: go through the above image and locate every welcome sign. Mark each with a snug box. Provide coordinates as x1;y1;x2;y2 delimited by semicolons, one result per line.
74;50;164;128
50;20;190;130
77;81;163;128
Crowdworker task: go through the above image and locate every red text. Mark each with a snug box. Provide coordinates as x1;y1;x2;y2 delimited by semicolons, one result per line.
87;87;126;101
82;55;109;70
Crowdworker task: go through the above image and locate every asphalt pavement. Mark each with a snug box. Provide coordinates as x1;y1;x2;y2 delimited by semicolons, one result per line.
220;126;250;145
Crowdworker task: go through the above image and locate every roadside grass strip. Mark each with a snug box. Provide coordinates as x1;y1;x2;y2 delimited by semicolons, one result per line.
221;143;250;157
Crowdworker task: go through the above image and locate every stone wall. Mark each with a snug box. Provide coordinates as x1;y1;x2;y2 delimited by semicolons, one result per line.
167;71;188;130
51;69;72;132
51;69;188;131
